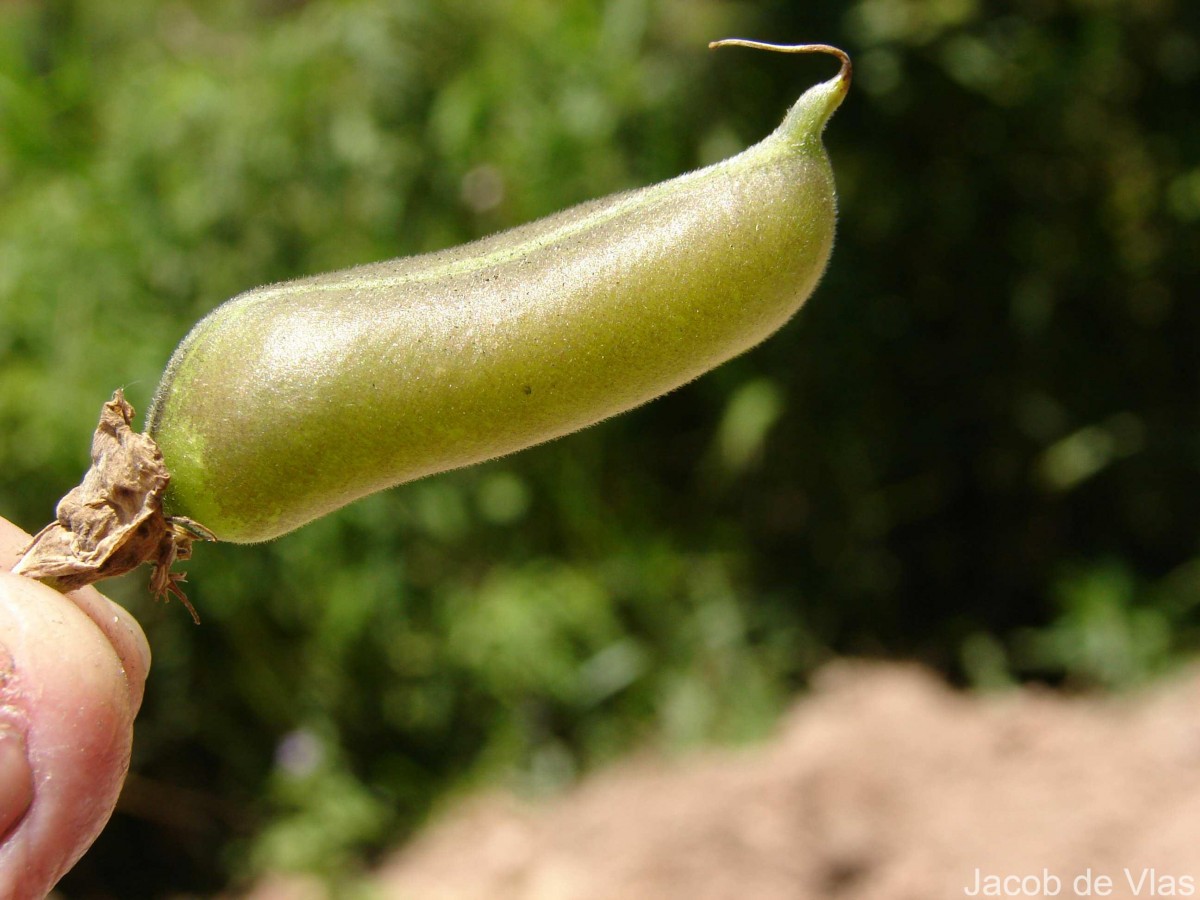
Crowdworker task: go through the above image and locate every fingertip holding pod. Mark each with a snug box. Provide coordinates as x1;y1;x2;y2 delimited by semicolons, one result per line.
0;570;141;895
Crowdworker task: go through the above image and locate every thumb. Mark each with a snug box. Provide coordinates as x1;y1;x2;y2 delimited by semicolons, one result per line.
0;518;151;898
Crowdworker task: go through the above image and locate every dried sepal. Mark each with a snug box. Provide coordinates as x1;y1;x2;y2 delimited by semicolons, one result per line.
12;390;215;622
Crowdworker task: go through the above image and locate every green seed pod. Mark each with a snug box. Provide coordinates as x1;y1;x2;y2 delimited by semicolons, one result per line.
147;40;851;544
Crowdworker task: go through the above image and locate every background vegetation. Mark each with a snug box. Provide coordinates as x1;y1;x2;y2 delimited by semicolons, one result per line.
1;0;1197;894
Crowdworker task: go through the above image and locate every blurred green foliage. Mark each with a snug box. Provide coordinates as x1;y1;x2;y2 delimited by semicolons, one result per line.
1;0;1198;894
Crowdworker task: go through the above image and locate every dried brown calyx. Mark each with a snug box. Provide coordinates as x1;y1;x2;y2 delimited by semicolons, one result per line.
12;390;215;623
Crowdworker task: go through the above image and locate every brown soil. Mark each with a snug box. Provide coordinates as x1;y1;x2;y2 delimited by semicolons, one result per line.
252;661;1200;899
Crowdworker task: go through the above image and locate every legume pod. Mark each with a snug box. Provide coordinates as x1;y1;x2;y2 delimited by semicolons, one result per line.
147;41;851;543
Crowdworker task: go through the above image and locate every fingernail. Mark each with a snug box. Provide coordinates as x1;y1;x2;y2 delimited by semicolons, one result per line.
0;723;32;841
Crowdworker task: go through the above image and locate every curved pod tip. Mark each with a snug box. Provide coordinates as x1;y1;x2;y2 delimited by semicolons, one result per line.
708;39;852;142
